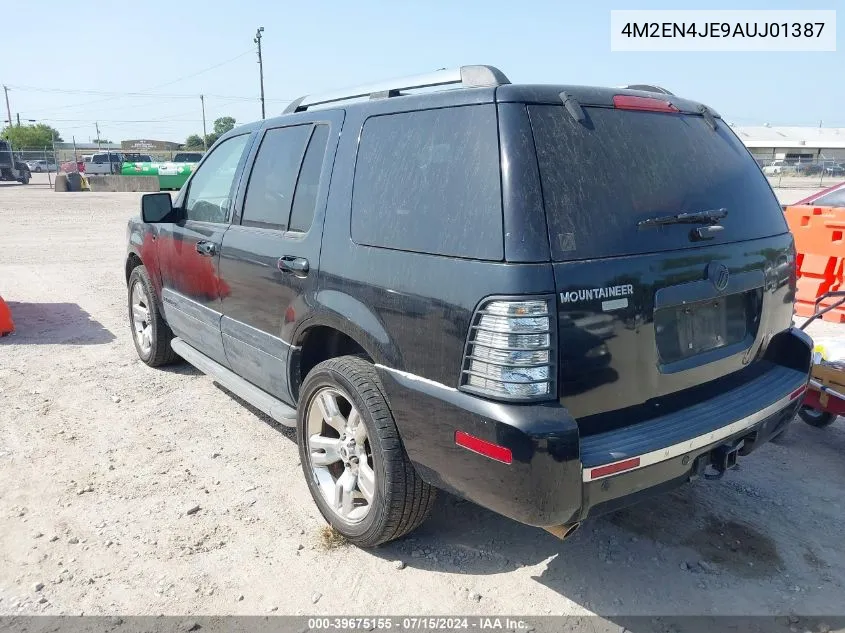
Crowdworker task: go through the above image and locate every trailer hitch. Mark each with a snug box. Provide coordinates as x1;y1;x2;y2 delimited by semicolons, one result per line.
703;439;745;481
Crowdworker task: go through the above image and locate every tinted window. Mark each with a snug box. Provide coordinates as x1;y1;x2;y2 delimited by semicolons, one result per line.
529;106;789;261
184;133;250;223
352;105;502;260
813;187;845;207
241;125;312;230
288;125;330;233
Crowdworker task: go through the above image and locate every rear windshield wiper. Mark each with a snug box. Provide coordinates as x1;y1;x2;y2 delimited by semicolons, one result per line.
638;208;728;228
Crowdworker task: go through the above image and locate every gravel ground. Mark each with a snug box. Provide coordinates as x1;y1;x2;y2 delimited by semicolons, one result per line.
1;176;843;619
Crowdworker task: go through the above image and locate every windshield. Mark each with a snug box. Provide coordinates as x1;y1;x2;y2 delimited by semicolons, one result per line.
811;186;845;207
529;105;789;260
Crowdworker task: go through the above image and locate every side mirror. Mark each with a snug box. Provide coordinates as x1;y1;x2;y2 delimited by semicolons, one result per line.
141;192;177;223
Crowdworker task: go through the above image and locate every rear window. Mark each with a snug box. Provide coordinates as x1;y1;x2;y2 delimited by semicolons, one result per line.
351;105;503;260
529;105;788;261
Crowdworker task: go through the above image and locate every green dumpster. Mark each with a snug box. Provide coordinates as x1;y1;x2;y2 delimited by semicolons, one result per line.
121;162;159;177
156;162;196;190
120;161;195;190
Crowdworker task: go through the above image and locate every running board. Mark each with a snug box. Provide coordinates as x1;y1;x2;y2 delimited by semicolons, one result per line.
170;338;298;427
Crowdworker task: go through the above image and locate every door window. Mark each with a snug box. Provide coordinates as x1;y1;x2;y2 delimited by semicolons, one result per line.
288;125;330;233
184;134;250;223
241;125;312;230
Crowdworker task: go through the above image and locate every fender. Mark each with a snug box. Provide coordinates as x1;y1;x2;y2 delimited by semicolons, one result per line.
291;289;403;371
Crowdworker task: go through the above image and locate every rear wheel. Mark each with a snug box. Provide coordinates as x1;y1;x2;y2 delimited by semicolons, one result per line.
128;265;179;367
297;355;435;547
18;171;30;184
798;406;836;428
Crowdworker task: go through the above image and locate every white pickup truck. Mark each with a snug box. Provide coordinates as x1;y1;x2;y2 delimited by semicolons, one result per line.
85;152;124;175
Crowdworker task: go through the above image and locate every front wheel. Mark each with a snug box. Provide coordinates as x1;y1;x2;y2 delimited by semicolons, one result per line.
127;265;179;367
297;355;436;547
798;406;836;428
18;171;30;184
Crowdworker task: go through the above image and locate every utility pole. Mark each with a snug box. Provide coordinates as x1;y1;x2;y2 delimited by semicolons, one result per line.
3;85;11;131
95;122;101;150
254;27;266;119
16;113;21;127
200;94;208;150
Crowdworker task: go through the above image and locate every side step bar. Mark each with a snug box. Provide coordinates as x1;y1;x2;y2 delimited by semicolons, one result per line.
170;338;297;427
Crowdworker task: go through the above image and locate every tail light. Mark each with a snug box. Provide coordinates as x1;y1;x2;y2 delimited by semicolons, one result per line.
459;297;556;401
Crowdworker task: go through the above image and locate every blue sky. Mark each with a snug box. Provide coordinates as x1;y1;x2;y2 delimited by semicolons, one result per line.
2;0;841;144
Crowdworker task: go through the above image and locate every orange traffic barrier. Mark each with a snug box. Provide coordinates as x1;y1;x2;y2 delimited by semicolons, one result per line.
785;205;845;323
0;295;14;336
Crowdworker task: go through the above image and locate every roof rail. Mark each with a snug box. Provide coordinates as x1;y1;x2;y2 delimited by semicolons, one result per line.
283;65;510;114
621;84;675;96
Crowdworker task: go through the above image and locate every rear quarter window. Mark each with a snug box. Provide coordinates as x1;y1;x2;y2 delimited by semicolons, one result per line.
351;104;503;260
528;105;789;261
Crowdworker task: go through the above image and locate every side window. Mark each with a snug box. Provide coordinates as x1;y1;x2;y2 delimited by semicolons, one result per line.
184;134;250;223
241;125;312;230
288;124;330;233
351;105;502;260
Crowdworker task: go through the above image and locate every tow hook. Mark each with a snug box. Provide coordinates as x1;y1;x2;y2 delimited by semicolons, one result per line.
704;439;745;480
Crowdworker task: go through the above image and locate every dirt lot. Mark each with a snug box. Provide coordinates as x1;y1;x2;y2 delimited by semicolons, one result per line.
1;176;844;619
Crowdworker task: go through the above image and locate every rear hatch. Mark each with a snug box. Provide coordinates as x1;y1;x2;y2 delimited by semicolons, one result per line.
527;96;796;433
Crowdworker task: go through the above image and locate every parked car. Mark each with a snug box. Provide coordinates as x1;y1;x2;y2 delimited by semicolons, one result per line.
824;163;844;176
26;159;57;172
173;152;204;163
0;141;31;183
85;152;124;175
794;181;845;207
795;162;822;175
123;153;153;163
762;160;792;175
125;65;812;547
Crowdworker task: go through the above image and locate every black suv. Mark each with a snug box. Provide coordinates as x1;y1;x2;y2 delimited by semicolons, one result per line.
125;65;812;547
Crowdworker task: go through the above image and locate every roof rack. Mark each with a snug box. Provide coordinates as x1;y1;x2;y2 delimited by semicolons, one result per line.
621;84;675;96
283;65;510;114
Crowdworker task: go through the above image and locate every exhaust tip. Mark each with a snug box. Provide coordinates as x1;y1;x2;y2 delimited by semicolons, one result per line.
543;522;581;541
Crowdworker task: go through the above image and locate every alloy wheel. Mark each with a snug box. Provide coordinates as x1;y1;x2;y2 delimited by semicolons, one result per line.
131;281;153;356
305;387;376;524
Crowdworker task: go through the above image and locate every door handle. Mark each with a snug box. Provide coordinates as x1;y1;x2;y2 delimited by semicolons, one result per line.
196;240;217;256
277;256;309;276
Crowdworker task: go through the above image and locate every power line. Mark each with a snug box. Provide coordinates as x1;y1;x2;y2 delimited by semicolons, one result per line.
13;49;289;115
143;49;254;92
11;85;290;102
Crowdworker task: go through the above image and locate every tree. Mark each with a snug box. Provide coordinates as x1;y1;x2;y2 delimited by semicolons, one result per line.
1;123;63;148
213;116;236;135
185;134;205;149
184;116;236;150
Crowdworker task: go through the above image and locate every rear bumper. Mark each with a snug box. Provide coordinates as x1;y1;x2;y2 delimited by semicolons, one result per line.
377;327;812;528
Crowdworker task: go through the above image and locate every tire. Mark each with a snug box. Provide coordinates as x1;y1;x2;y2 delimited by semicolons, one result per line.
798;406;836;428
35;166;42;173
297;355;436;547
127;265;179;367
18;171;30;184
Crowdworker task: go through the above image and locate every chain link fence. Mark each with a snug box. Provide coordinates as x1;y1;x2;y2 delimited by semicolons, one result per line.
7;145;206;178
753;157;845;190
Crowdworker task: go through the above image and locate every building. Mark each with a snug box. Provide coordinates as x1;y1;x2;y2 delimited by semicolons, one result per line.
731;126;845;164
54;142;121;151
121;139;181;152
